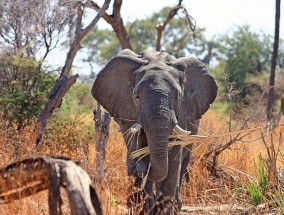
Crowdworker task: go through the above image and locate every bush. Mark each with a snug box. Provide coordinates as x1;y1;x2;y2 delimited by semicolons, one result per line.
0;53;56;129
58;82;96;116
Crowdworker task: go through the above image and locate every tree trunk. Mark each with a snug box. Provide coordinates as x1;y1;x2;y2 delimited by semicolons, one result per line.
267;0;281;121
36;74;78;146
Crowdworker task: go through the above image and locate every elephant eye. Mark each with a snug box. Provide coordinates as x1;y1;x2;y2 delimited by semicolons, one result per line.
136;96;140;99
174;92;179;99
175;91;182;100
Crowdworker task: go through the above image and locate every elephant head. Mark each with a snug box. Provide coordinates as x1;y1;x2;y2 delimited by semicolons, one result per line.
92;49;217;182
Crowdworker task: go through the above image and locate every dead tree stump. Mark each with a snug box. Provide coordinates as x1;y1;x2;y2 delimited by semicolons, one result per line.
0;156;103;215
281;97;284;115
93;104;111;185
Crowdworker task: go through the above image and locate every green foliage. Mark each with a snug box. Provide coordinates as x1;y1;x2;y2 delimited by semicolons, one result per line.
83;26;121;65
57;82;96;116
246;155;268;205
246;183;263;205
0;53;56;129
217;26;272;100
277;193;284;213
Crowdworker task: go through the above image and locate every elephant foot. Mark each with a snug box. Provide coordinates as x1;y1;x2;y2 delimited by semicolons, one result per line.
127;176;155;215
152;196;179;215
128;190;155;215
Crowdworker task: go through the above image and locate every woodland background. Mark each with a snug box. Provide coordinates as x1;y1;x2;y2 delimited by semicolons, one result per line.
0;0;284;214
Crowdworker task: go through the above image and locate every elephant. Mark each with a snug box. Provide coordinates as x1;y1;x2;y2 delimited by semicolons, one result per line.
91;49;218;214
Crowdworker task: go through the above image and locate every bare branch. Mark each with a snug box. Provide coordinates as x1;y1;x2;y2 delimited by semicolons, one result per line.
156;6;180;51
113;0;122;21
89;0;132;49
75;2;84;34
155;3;196;51
60;0;111;77
88;1;113;23
81;0;111;38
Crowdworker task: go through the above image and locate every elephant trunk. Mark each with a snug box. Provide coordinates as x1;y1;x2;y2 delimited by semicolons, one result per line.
144;119;170;182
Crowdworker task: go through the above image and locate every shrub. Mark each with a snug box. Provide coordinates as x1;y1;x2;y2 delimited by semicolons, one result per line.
0;53;56;129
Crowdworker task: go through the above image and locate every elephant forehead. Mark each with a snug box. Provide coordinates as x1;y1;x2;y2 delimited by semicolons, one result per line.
142;50;176;62
136;70;181;93
139;63;180;77
141;63;181;81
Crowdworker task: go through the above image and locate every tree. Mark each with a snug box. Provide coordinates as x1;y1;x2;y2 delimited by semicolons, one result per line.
0;54;55;129
0;0;73;60
267;0;281;120
218;26;272;101
36;0;111;147
0;0;74;128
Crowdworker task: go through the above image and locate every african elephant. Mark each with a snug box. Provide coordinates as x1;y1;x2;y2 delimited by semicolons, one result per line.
91;49;217;214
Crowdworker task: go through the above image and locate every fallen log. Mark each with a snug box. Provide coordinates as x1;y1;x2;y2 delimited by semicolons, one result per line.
0;156;103;215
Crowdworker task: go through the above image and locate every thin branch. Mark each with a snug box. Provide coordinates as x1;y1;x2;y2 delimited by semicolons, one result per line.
155;2;196;51
81;0;111;38
156;6;181;51
113;0;122;21
128;20;138;37
88;1;113;23
61;0;111;77
88;0;132;49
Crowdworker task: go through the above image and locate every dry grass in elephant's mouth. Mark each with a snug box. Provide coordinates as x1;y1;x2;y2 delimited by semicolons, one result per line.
130;126;263;160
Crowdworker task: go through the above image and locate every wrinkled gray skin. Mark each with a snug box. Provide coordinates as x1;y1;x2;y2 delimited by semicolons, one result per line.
92;49;218;214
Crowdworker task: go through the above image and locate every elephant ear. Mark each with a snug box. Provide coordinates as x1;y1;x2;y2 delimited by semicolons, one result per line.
91;49;148;120
169;57;218;120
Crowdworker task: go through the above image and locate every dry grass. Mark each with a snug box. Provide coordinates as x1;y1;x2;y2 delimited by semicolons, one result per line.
0;110;284;214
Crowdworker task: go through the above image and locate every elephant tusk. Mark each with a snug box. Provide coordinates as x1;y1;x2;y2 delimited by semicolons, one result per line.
130;123;142;133
173;124;191;136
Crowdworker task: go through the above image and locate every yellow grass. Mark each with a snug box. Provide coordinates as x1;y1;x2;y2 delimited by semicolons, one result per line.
0;110;283;214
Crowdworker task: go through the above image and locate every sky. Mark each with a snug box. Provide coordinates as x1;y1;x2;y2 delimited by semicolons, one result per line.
47;0;284;75
118;0;282;38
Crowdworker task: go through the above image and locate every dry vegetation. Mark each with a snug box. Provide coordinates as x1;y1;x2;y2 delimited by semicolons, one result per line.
0;110;284;214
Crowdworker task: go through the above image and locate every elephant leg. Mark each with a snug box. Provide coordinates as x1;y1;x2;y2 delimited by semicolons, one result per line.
126;157;155;214
172;120;197;211
117;120;148;176
153;146;182;214
118;121;154;214
128;175;155;215
175;146;192;211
